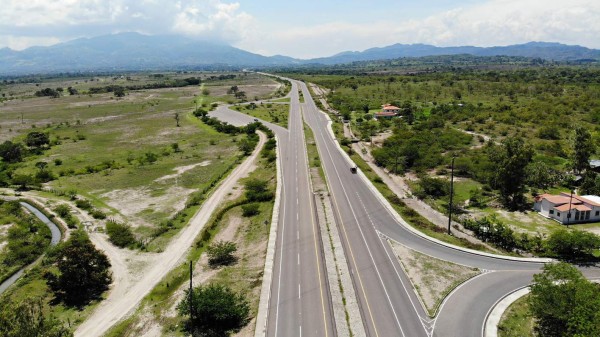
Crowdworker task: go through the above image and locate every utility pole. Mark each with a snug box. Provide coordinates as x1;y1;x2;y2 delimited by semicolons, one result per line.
567;190;574;227
448;156;456;235
189;260;193;335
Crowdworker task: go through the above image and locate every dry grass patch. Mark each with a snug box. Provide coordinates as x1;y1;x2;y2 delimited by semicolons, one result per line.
389;240;480;316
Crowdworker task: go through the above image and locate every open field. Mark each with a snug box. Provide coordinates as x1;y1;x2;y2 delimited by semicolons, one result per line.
0;71;280;335
233;102;290;127
1;73;281;249
103;143;276;337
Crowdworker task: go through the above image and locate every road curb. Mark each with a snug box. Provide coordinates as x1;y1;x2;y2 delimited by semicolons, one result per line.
254;134;283;337
316;108;552;264
483;286;530;337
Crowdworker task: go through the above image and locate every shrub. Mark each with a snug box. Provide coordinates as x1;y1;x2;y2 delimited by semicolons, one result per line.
177;284;250;336
241;203;260;217
53;204;71;218
75;199;93;210
89;209;106;220
105;220;135;248
206;241;237;267
245;179;273;202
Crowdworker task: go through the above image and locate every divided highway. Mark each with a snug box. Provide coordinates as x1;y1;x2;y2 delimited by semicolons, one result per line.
212;83;335;337
213;78;600;337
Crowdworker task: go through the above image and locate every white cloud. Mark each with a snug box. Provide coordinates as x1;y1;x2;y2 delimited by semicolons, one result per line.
237;0;600;58
0;0;254;50
1;0;599;58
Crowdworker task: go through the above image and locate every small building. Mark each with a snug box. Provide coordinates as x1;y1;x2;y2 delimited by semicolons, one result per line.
375;104;401;119
534;193;600;224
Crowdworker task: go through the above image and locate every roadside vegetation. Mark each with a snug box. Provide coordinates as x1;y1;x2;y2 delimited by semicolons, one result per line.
233;101;289;127
0;71;283;335
103;129;277;337
501;262;600;337
284;64;600;259
0;230;111;335
0;72;280;252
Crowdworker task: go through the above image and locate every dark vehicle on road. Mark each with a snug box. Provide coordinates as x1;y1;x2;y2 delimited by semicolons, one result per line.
350;166;357;174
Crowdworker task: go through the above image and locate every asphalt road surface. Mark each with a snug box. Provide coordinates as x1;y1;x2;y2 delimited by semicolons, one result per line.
213;78;600;337
212;84;336;337
295;80;600;337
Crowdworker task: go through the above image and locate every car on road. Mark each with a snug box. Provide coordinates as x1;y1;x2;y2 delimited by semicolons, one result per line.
350;166;357;174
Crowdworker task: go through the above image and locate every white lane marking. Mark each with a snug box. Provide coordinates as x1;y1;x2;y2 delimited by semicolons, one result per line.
297;213;299;221
356;192;430;334
298;253;300;265
298;283;301;299
297;230;299;240
300;325;302;337
273;160;288;337
311;107;406;337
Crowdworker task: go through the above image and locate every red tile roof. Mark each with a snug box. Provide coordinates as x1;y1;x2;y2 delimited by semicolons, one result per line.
375;112;398;116
555;204;592;212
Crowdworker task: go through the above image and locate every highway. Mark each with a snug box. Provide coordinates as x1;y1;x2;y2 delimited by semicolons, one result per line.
212;78;600;337
212;82;336;337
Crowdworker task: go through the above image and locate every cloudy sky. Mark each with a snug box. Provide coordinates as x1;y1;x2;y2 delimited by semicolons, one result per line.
1;0;599;58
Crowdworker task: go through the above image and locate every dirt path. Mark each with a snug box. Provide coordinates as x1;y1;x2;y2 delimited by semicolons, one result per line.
75;131;267;337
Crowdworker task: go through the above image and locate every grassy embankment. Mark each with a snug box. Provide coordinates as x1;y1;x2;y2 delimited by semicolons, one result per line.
0;72;282;333
498;295;534;337
104;140;277;337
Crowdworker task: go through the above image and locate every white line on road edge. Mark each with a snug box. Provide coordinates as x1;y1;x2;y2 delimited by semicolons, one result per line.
314;103;553;264
482;279;600;337
254;134;283;337
482;286;530;337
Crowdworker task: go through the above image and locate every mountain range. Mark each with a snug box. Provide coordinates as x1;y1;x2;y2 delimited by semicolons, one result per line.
1;32;599;75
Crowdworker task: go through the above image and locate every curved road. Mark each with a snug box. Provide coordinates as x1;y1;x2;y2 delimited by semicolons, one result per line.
296;80;600;337
211;77;600;337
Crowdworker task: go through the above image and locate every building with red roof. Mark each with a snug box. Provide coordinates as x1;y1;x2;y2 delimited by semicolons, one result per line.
533;192;600;224
375;104;401;119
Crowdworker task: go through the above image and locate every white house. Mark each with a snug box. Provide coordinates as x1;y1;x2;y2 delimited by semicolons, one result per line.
534;192;600;224
375;104;401;119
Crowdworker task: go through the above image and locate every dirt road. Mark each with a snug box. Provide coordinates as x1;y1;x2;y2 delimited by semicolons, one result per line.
75;131;267;337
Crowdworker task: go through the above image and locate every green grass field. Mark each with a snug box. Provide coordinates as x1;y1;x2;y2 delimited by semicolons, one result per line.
234;102;289;127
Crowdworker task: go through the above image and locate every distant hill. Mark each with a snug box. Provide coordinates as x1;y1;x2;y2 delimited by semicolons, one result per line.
0;32;295;75
308;42;600;65
0;33;598;75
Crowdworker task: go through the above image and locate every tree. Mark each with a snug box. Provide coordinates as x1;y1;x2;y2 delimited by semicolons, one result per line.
105;220;135;248
177;283;250;337
580;171;600;195
488;137;533;210
572;127;595;174
530;262;600;337
45;231;112;306
0;141;24;163
545;229;600;260
526;160;562;190
245;179;273;202
0;298;73;337
238;138;256;155
25;131;50;150
113;86;125;98
207;241;237;267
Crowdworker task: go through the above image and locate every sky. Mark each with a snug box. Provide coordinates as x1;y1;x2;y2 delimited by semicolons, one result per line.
1;0;599;59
